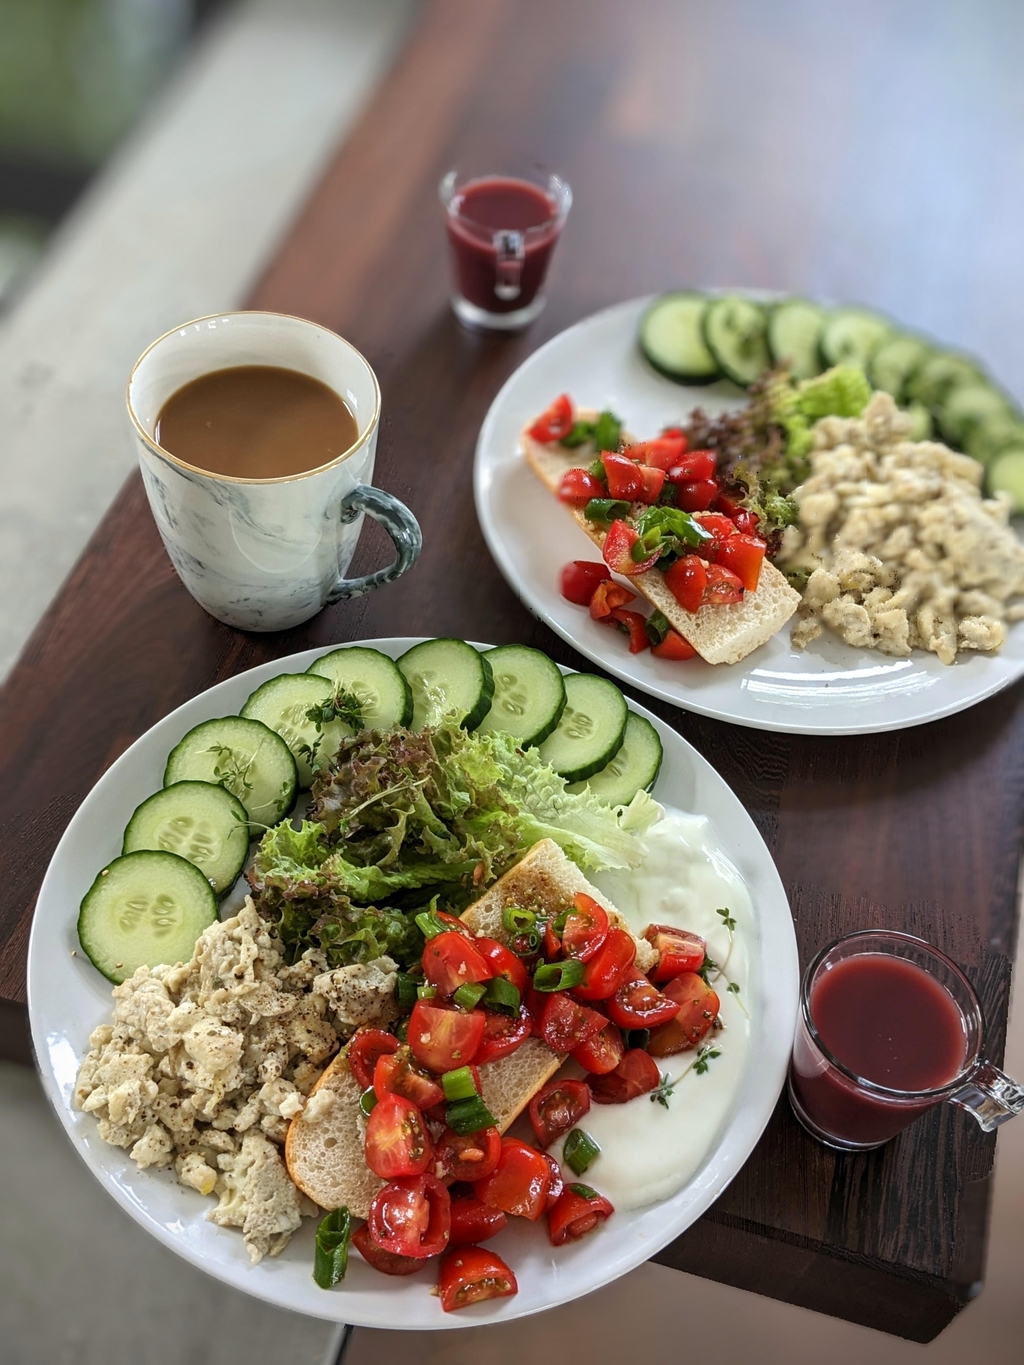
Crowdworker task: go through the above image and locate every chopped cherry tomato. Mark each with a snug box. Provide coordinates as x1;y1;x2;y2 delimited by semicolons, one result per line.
528;1078;591;1147
368;1174;451;1259
548;1185;614;1245
703;562;745;604
538;991;608;1053
422;932;492;997
348;1028;400;1090
608;607;650;653
365;1094;434;1179
601;451;645;501
652;629;697;660
435;1125;502;1182
589;579;637;620
473;1004;532;1065
572;1021;626;1074
676;479;719;512
558;467;606;505
561;893;609;962
560;560;611;606
541;1152;564;1210
647;972;721;1056
448;1195;508;1246
408;1000;485;1073
667;450;716;483
433;910;474;937
572;927;637;1001
474;937;528;995
589;1047;662;1104
644;925;707;982
351;1222;427;1276
692;511;739;553
714;490;742;516
528;394;574;443
473;1137;551;1221
629;435;687;471
716;533;767;591
664;555;707;614
732;508;759;536
636;465;666;503
662;425;686;440
607;976;681;1030
603;519;658;576
543;914;563;961
374;1048;445;1109
438;1245;518;1312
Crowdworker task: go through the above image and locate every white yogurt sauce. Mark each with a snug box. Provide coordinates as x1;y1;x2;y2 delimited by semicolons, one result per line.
552;804;753;1210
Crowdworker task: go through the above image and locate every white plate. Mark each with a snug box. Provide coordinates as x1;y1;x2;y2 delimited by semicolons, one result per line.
474;296;1024;734
28;639;797;1329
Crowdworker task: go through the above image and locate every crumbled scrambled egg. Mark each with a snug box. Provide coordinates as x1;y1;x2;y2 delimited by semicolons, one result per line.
779;392;1024;663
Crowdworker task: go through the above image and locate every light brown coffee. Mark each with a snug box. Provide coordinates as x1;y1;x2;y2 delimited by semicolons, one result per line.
155;364;359;479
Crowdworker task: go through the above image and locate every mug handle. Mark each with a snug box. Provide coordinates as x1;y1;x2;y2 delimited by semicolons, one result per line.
326;485;422;603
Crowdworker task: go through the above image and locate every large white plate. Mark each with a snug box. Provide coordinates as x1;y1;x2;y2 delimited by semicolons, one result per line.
474;296;1024;734
28;638;797;1329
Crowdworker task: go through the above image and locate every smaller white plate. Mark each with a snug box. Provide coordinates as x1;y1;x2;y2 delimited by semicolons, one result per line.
474;296;1024;735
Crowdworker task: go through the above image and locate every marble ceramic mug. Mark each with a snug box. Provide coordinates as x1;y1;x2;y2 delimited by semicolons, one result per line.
126;311;421;631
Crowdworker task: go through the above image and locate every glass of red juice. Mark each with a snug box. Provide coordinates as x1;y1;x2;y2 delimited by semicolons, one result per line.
439;165;571;330
789;930;1023;1150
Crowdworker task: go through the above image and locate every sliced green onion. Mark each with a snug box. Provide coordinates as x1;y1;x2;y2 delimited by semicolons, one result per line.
533;959;586;992
395;973;418;1010
414;910;447;939
417;983;437;1000
441;1066;480;1102
631;538;654;562
511;929;541;958
584;497;631;524
453;981;487;1011
552;909;570;934
395;1018;409;1043
446;1095;497;1136
644;612;671;647
624;1028;650;1051
313;1207;352;1289
569;1183;599;1201
563;1128;601;1176
359;1087;378;1117
587;458;607;479
502;905;536;934
483;976;521;1015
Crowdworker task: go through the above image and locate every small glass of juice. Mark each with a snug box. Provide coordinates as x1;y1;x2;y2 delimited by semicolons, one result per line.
789;930;1024;1150
439;165;571;331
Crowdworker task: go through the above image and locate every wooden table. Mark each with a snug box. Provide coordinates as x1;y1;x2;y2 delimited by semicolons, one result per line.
3;0;1022;1343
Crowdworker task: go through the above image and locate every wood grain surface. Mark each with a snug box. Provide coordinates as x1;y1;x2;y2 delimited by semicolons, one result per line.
3;0;1023;1341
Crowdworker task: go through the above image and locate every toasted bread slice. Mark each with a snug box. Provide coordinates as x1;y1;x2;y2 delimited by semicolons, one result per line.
284;1048;383;1219
523;419;800;665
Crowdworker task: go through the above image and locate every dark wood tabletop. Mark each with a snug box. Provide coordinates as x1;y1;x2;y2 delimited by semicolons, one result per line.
3;0;1022;1343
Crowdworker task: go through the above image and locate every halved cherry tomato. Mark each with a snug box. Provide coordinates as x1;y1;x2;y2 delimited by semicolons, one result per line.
422;932;492;997
562;893;609;962
528;394;573;443
368;1174;451;1259
348;1028;400;1090
667;450;716;483
601;451;645;500
435;1125;502;1182
548;1185;614;1245
365;1094;434;1179
351;1222;427;1276
644;925;707;982
528;1078;591;1147
606;976;681;1030
716;532;767;591
703;562;745;604
438;1245;518;1312
603;519;658;576
646;972;721;1056
676;479;719;512
558;467;606;505
408;1000;485;1073
448;1195;508;1246
651;629;697;660
629;435;687;471
589;579;636;620
589;1048;661;1104
538;991;608;1053
560;560;611;606
542;1151;564;1210
572;1020;625;1074
636;465;666;503
692;511;738;544
664;555;707;614
608;607;650;653
374;1048;445;1109
474;1004;531;1065
732;508;759;536
572;927;637;1001
473;1137;551;1220
714;490;742;516
474;937;528;994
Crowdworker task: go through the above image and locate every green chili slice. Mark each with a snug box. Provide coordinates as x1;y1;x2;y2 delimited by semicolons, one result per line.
313;1207;352;1289
533;959;586;992
563;1128;601;1176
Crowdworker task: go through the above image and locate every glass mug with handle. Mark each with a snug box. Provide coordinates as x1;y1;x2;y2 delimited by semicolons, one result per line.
127;311;421;632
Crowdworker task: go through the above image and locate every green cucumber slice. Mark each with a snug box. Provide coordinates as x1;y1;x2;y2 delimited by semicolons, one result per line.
307;646;413;731
906;351;984;409
819;308;891;370
477;645;566;747
702;296;770;387
870;335;931;400
767;299;825;380
164;716;297;828
537;673;627;782
638;293;720;384
987;448;1024;513
568;712;663;806
241;673;347;787
937;383;1015;448
78;850;218;983
122;781;249;895
397;639;495;731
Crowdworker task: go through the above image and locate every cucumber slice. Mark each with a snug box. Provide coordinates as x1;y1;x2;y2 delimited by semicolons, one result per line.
964;412;1024;466
397;639;495;731
568;712;663;806
164;716;297;828
767;299;825;380
537;673;627;782
122;781;249;895
307;646;413;730
639;293;720;384
702;296;770;387
987;448;1024;513
819;308;891;370
937;383;1015;448
870;335;931;400
906;351;984;409
78;850;217;983
241;673;347;787
477;645;566;747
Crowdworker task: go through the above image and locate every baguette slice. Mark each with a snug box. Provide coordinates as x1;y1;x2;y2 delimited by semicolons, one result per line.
522;418;800;665
284;1048;383;1219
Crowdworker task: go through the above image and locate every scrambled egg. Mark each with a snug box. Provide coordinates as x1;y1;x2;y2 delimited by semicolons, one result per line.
74;898;398;1263
779;392;1024;663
